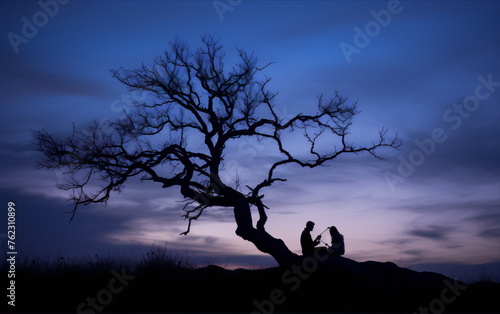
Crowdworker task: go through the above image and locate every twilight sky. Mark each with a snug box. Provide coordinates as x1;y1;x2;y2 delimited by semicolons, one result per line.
1;1;499;278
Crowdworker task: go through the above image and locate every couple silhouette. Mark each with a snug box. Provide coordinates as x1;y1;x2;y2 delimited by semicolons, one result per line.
300;221;345;257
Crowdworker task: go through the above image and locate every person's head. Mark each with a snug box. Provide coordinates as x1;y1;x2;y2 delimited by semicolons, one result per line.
329;226;339;237
306;221;315;231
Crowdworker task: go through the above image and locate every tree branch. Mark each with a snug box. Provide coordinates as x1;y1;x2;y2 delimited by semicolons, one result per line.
33;35;401;236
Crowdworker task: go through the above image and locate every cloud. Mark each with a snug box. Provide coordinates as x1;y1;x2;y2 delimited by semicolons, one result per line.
380;238;414;246
401;115;500;180
1;185;273;268
204;236;219;244
402;249;427;256
0;58;113;101
478;228;500;239
468;211;500;225
407;225;454;241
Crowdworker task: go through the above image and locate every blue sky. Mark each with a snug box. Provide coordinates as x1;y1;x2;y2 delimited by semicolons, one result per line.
1;1;499;279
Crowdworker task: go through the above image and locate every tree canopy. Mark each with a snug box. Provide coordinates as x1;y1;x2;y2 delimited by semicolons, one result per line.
33;35;401;266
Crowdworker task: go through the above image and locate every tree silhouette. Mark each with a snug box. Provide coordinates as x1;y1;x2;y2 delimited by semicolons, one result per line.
33;36;401;267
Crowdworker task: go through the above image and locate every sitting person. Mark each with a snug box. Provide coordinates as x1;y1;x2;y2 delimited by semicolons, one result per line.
327;226;345;256
300;221;321;256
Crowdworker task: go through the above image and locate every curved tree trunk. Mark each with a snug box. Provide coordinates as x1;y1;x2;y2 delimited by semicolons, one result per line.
230;191;302;268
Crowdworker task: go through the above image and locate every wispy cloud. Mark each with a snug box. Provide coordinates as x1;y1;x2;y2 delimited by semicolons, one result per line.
407;225;454;241
478;228;500;239
1;59;113;101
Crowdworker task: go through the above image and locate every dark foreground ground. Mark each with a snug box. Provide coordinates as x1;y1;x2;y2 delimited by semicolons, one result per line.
2;255;499;314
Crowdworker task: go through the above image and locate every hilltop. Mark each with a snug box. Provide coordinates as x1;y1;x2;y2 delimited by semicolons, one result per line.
2;255;499;313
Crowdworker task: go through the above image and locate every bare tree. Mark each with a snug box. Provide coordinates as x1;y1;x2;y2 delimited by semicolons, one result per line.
33;36;401;267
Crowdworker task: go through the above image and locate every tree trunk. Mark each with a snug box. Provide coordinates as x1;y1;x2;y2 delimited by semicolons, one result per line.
231;192;302;268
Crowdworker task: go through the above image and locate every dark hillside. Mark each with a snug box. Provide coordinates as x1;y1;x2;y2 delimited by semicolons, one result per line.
2;256;499;313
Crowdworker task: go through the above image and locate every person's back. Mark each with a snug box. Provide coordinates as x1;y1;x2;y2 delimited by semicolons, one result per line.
328;226;345;256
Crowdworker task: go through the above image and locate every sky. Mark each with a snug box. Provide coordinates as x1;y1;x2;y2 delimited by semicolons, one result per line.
0;1;499;280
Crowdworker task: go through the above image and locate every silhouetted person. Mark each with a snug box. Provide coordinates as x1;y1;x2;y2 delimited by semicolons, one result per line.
301;221;321;256
328;226;345;256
